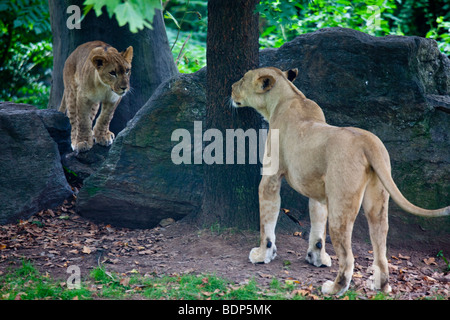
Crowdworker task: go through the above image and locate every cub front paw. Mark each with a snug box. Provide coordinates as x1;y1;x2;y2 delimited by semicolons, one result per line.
249;245;277;264
74;140;94;153
94;130;115;146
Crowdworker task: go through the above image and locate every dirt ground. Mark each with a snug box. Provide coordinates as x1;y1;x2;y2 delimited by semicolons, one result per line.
0;196;449;300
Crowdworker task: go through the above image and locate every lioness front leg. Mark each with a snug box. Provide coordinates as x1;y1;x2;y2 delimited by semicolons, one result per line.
306;199;332;267
93;100;120;147
249;174;282;264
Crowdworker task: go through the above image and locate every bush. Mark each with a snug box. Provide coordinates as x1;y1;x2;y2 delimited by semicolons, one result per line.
0;0;52;108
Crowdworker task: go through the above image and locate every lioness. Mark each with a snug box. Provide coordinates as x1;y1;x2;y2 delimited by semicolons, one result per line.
59;41;133;153
231;67;449;295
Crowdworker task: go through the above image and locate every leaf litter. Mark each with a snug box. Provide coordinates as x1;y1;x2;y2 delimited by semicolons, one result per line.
0;195;449;300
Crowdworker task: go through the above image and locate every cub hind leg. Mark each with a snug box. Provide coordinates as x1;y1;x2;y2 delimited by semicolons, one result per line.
362;174;391;293
63;88;79;151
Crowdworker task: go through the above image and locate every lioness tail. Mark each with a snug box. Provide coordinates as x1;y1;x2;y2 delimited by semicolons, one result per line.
364;137;449;218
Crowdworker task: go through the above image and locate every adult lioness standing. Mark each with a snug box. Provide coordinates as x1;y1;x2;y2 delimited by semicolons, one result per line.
231;67;449;295
59;41;133;153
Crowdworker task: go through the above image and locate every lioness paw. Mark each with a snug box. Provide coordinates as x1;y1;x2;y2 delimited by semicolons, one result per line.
249;245;277;264
94;131;115;146
306;250;332;268
321;280;336;295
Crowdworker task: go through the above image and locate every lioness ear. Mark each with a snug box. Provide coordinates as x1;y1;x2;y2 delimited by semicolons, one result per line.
91;55;107;70
122;46;133;64
255;75;275;93
285;68;298;82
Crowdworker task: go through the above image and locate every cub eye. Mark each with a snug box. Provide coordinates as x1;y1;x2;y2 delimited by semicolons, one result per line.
126;69;130;74
109;71;117;77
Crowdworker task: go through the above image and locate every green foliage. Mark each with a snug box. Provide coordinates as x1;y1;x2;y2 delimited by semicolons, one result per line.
2;0;449;106
83;0;162;33
437;250;450;271
257;0;450;55
0;0;52;108
164;0;207;73
0;260;91;300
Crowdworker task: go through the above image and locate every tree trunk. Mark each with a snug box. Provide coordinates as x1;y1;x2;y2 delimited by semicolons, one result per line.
48;0;178;134
199;0;262;229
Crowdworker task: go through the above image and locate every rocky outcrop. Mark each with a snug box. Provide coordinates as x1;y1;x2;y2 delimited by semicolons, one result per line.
76;28;449;244
0;103;73;224
260;28;450;244
75;71;206;228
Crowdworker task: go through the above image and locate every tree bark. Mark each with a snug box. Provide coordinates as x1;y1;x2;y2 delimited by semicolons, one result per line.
199;0;262;229
48;0;178;134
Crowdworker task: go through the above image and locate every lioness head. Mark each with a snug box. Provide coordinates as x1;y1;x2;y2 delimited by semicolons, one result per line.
90;45;134;96
231;67;298;119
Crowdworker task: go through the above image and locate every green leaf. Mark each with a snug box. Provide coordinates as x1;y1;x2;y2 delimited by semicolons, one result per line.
165;10;180;29
114;2;144;33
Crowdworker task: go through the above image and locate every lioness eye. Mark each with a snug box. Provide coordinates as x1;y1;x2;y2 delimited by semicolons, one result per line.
126;69;130;74
110;71;117;77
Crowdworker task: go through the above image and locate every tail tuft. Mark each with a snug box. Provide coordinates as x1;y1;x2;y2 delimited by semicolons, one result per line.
58;92;67;114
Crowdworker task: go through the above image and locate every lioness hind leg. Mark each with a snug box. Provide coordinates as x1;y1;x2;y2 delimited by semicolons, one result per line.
249;175;282;264
322;200;360;296
306;199;332;267
362;176;391;293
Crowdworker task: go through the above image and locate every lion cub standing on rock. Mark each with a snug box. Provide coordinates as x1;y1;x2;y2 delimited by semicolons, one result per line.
59;41;133;153
231;67;449;296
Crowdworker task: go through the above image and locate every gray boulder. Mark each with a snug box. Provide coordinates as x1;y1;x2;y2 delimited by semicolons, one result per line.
76;71;206;228
0;102;73;224
260;28;449;244
76;28;449;245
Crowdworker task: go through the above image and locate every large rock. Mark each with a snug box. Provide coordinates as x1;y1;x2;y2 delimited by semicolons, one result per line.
0;103;73;224
76;28;449;246
76;71;206;228
260;28;450;246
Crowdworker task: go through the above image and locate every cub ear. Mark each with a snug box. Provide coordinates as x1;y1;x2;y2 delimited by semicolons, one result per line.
91;55;107;70
122;46;133;64
255;75;276;93
284;68;298;82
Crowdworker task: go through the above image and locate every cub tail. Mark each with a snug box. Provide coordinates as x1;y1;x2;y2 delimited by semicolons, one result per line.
58;92;67;114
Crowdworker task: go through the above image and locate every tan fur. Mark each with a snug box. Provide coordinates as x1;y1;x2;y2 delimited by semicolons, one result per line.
59;41;133;153
231;67;449;295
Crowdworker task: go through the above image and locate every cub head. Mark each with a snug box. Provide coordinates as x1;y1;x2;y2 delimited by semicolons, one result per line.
90;45;134;96
231;67;298;118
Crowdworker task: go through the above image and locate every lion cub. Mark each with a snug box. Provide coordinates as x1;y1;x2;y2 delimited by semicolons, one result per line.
59;41;133;153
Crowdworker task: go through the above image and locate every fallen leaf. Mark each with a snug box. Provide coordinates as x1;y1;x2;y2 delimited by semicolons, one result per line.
120;277;130;286
257;272;273;279
422;276;437;282
398;253;410;260
423;257;437;266
82;246;92;254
